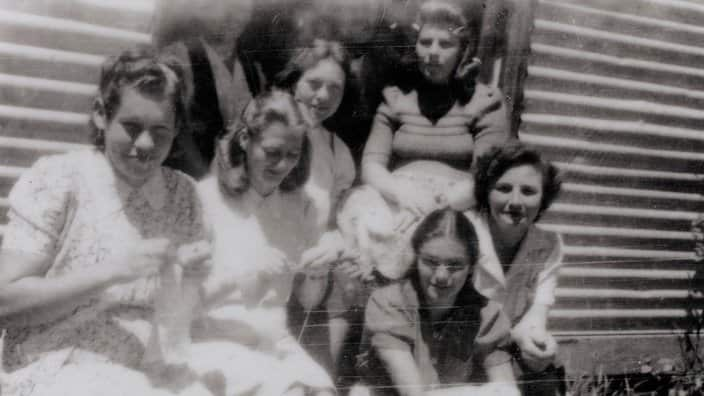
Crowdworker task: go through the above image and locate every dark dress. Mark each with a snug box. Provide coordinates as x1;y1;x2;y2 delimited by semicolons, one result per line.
357;278;512;395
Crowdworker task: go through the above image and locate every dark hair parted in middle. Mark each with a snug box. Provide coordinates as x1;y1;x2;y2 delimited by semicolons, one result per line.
474;141;562;219
214;89;312;196
409;208;480;299
411;208;480;269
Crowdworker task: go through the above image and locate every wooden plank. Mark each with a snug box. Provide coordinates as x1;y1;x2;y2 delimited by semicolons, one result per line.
0;104;87;125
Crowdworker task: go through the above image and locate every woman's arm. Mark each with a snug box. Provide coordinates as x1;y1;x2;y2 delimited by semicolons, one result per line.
0;239;171;318
361;107;400;206
375;347;426;396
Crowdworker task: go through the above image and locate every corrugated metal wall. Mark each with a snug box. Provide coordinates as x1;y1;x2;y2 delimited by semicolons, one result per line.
0;0;154;238
521;0;704;373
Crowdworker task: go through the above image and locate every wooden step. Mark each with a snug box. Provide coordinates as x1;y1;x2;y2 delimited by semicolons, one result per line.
530;43;704;91
0;9;149;57
554;162;704;194
537;0;704;47
524;90;704;130
521;132;704;174
532;19;704;69
521;114;704;153
0;0;154;32
0;73;95;113
0;165;24;198
554;290;704;310
526;65;704;110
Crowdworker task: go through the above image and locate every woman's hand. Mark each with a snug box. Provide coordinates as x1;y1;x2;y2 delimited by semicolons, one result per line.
437;179;476;212
175;240;212;279
258;247;291;280
391;179;437;219
512;323;558;372
109;238;172;284
299;231;358;278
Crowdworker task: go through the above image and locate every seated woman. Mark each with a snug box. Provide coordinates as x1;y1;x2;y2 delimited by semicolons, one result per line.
473;141;564;394
0;45;211;395
274;38;357;372
356;209;519;396
356;0;508;280
193;89;335;395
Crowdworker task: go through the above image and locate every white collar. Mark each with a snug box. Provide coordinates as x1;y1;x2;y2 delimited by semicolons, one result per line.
90;150;168;211
114;168;168;210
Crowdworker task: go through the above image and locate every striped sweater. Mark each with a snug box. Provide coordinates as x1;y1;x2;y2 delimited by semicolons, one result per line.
362;83;509;172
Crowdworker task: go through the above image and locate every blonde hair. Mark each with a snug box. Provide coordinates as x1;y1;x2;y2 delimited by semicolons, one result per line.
214;89;312;196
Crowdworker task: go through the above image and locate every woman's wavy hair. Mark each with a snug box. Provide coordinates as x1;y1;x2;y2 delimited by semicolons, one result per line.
274;38;356;130
398;0;485;103
89;44;188;151
474;141;562;221
214;89;312;196
409;208;480;302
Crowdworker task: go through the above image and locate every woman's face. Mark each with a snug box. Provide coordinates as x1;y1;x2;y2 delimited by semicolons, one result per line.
294;58;346;125
417;236;472;306
416;24;462;85
102;87;176;187
244;121;304;196
488;164;544;232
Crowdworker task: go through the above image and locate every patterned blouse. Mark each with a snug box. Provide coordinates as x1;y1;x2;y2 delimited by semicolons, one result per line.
1;150;206;376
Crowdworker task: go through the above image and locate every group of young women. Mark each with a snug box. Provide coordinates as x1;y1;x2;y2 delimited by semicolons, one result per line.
0;0;565;395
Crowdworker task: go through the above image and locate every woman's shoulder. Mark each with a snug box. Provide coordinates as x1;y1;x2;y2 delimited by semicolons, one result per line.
369;279;420;311
528;225;562;252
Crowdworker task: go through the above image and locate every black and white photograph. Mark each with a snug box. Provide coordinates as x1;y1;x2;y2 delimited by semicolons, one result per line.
0;0;703;395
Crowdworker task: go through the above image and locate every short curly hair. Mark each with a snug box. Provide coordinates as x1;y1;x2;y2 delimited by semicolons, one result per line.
214;89;312;196
474;141;562;220
89;44;187;150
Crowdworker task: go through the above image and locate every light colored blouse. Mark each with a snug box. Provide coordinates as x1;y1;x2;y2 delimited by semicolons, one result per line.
1;149;205;377
196;177;318;346
305;125;356;232
471;212;563;318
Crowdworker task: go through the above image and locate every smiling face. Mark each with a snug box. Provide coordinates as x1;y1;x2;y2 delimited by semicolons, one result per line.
244;121;304;196
417;236;472;307
294;58;346;125
416;24;462;85
488;164;544;234
102;87;176;187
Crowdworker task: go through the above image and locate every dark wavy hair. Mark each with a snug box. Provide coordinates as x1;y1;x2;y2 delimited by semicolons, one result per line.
397;0;485;103
214;89;312;196
274;38;355;130
474;141;562;221
89;44;188;151
409;208;481;303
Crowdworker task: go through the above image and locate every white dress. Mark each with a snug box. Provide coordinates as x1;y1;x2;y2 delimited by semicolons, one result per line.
190;177;334;395
0;150;208;396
